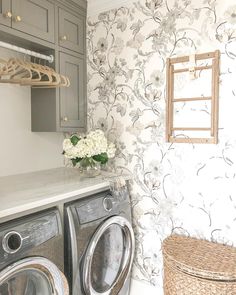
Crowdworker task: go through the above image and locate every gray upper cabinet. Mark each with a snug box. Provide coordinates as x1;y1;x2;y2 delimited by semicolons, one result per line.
0;0;11;26
59;52;85;129
0;0;87;132
59;8;85;54
11;0;55;43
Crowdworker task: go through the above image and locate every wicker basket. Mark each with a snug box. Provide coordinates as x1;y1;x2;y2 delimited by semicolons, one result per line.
162;235;236;295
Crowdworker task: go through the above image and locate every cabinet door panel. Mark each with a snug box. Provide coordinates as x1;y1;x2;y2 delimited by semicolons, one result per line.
0;0;11;26
11;0;55;43
59;8;84;53
60;53;85;129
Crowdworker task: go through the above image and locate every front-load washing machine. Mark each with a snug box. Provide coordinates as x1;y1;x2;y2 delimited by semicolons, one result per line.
0;208;68;295
64;188;135;295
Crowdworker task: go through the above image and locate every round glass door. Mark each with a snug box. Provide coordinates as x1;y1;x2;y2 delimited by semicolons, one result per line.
0;257;68;295
83;216;135;295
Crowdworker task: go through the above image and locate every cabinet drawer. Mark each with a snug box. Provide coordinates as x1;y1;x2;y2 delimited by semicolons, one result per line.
59;52;86;129
11;0;55;43
59;8;85;54
0;0;11;26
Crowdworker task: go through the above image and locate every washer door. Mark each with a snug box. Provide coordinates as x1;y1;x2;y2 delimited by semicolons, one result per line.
0;257;68;295
82;216;135;295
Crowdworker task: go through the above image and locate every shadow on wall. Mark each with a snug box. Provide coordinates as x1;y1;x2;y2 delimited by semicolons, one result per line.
0;47;64;177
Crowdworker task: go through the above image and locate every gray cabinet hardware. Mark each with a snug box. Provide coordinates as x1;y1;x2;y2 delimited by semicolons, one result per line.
60;35;68;41
62;116;69;122
3;11;12;18
14;15;22;22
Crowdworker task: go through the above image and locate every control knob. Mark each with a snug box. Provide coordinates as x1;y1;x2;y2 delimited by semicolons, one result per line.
103;195;113;212
2;231;23;254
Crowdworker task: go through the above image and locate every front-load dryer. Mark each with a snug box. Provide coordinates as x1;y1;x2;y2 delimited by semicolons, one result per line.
64;188;135;295
0;208;69;295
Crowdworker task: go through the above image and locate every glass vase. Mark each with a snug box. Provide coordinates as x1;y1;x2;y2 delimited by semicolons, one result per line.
80;158;101;178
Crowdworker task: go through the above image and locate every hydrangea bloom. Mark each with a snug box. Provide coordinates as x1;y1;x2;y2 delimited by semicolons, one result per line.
63;129;116;166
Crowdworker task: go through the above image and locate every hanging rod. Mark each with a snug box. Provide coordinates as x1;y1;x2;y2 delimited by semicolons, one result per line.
0;41;54;63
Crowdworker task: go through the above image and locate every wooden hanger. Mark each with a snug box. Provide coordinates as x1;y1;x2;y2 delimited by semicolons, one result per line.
20;62;51;86
10;59;41;83
0;58;32;84
32;65;70;88
0;57;70;87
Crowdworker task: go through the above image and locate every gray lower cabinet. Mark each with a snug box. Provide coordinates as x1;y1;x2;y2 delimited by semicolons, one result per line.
59;8;85;54
31;52;86;132
11;0;55;43
0;0;11;26
59;52;86;129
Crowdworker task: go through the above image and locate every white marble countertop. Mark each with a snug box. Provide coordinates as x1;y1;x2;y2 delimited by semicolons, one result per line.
0;167;130;223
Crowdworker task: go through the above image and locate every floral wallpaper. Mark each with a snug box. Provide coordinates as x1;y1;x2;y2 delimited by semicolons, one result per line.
87;0;236;291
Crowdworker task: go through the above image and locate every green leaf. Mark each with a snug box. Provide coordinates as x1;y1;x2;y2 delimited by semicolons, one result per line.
70;135;80;146
80;157;91;168
71;159;78;167
93;153;108;164
71;157;82;167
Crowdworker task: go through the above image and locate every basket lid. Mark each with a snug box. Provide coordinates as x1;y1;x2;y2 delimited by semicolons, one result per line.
162;235;236;281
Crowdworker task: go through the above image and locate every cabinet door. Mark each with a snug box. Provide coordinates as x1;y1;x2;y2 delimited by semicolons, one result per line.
0;0;11;26
59;8;84;54
11;0;55;43
59;53;86;129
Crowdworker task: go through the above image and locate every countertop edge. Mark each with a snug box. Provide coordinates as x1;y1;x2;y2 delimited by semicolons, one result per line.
0;167;132;223
0;181;111;223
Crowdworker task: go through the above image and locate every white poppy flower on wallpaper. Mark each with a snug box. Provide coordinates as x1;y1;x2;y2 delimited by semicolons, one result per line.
150;70;165;88
160;17;176;34
93;53;106;67
148;160;163;177
224;5;236;25
97;118;108;131
97;37;108;52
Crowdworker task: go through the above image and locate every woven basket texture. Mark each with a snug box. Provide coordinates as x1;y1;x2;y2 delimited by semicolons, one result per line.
162;235;236;295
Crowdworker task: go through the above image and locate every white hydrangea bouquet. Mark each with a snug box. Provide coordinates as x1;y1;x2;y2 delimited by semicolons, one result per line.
63;130;116;173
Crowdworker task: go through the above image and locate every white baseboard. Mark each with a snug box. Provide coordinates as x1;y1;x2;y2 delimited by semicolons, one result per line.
129;279;159;295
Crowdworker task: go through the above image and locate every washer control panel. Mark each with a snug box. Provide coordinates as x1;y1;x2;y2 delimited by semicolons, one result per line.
0;210;60;263
75;188;130;224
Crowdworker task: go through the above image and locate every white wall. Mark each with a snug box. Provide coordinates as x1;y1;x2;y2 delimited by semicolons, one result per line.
0;49;64;177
